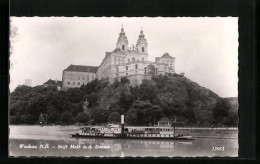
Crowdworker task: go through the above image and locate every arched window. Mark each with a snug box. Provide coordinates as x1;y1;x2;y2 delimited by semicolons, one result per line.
132;57;135;62
78;82;80;85
135;64;138;69
142;47;144;52
117;67;119;72
122;45;125;50
126;66;128;71
128;59;130;63
142;57;144;61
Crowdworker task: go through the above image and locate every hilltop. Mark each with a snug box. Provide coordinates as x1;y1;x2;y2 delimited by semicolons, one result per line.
9;74;238;127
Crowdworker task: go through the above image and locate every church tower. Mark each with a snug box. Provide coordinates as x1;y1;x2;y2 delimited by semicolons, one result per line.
136;28;148;54
116;26;128;51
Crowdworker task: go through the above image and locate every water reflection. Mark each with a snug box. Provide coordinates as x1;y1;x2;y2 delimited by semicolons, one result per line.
9;125;238;157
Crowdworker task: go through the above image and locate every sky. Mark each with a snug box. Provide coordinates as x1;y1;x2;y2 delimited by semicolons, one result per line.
10;17;238;97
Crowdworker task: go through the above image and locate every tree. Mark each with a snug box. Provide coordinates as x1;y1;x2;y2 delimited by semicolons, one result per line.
60;111;74;125
92;109;108;125
108;102;121;113
138;80;158;103
212;99;230;125
223;110;238;127
76;112;90;123
108;112;121;123
48;111;60;123
20;114;35;124
120;77;130;84
125;108;139;125
119;90;134;111
126;100;161;125
10;116;18;124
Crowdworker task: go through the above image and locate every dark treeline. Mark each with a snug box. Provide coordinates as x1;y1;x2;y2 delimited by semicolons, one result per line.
9;74;238;127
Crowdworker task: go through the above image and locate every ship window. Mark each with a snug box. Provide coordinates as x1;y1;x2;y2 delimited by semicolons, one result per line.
142;47;144;52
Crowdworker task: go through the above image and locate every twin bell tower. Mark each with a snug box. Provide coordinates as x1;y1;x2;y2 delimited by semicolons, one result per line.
116;26;148;54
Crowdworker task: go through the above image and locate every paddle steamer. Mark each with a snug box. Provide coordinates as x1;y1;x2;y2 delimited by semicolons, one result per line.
70;115;194;140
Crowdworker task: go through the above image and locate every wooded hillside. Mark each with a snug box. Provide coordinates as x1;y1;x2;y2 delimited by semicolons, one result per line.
9;74;238;126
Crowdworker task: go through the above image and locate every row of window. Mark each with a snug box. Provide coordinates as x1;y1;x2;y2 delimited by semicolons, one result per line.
67;81;85;85
66;76;94;80
114;57;145;65
116;64;139;72
115;70;141;77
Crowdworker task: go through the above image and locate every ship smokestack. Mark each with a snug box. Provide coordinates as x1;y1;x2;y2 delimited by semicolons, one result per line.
121;115;124;137
121;115;124;124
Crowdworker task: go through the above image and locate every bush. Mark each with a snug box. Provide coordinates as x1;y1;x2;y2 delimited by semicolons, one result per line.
108;112;121;123
55;121;65;125
10;116;18;124
20;114;35;124
60;111;74;125
48;111;60;123
76;112;90;123
92;110;108;125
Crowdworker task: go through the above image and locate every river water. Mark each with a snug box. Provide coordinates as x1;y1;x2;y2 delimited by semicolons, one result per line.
9;125;238;157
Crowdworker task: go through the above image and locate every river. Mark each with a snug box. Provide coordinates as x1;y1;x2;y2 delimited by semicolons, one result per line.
9;125;238;157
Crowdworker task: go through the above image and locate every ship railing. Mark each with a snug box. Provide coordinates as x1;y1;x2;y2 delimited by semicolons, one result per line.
125;131;161;134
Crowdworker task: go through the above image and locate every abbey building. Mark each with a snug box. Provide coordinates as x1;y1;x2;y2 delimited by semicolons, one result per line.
62;27;175;89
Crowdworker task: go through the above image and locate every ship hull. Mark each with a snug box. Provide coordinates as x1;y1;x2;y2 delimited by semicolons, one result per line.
70;133;195;140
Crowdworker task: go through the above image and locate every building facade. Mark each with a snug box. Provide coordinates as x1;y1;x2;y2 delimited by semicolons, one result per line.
96;27;175;86
62;65;98;88
24;79;32;87
62;27;176;88
43;79;62;90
